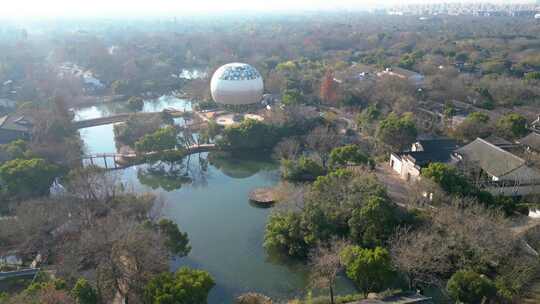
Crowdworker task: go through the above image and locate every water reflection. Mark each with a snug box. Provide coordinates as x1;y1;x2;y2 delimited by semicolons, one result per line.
73;95;192;121
208;151;278;179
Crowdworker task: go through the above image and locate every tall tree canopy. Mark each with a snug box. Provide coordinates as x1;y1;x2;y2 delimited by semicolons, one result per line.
377;112;417;150
0;158;60;198
144;268;215;304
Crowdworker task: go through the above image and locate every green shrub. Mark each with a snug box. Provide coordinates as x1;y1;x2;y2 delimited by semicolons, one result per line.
281;156;325;181
447;270;496;304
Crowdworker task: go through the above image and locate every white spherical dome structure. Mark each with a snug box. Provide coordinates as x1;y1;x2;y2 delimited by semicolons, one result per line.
210;63;264;105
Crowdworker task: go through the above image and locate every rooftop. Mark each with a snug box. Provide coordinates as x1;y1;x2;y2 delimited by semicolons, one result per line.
519;132;540;152
415;138;459;152
397;137;459;167
482;135;519;150
456;138;525;178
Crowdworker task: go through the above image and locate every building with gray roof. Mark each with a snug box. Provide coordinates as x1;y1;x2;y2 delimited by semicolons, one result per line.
455;138;540;196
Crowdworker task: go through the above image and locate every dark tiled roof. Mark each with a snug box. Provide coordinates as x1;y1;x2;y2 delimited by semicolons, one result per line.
483;135;513;147
399;151;453;167
519;132;540;151
416;138;459;152
398;138;459;167
456;138;525;177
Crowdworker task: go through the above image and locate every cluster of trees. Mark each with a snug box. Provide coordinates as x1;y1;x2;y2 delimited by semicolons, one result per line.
218;119;281;150
113;113;171;146
0;157;60;199
452;112;529;142
264;169;416;258
390;203;535;303
0;166;214;303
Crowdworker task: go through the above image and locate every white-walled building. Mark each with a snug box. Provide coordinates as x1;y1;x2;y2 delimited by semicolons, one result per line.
390;138;459;181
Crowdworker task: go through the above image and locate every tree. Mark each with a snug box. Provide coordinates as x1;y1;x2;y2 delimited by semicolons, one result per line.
281;156;325;181
143;268;215;304
71;278;98;304
264;211;309;258
340;246;394;296
114;114;165;146
282;89;304;106
328;145;369;169
269;169;403;257
274;138;301;161
127;96;144;111
306;126;341;167
377;113;417;150
156;219;191;257
356;105;380;135
75;215;170;302
4;282;75;304
340;92;363;108
447;270;496;304
0;158;60;198
496;113;528;140
320;70;339;105
399;53;417;69
348;196;397;247
1;139;32;160
389;204;517;291
135;126;179;153
421;163;473;197
219;119;280;150
309;240;347;304
453;112;491;142
66;165;119;203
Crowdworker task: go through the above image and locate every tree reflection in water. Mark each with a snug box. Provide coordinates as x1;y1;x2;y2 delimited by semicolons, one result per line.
137;153;209;191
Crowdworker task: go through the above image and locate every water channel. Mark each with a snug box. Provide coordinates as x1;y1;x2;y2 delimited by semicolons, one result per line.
75;95;356;303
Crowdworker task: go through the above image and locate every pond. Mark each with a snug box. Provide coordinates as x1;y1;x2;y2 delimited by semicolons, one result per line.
75;99;357;303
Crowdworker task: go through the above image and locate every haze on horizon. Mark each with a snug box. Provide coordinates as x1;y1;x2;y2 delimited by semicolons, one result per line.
1;0;536;19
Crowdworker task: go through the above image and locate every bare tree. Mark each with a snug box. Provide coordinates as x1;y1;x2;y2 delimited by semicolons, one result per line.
66;166;120;203
309;239;348;304
306;126;341;168
273;138;302;160
389;203;517;290
75;214;169;303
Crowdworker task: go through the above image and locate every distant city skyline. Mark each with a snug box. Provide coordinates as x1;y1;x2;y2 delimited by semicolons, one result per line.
0;0;537;18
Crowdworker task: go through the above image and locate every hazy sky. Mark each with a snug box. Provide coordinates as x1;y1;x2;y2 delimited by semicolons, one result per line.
1;0;535;18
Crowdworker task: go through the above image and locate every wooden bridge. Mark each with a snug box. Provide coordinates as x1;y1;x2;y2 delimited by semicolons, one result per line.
82;144;218;170
81;153;137;170
74;110;186;129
